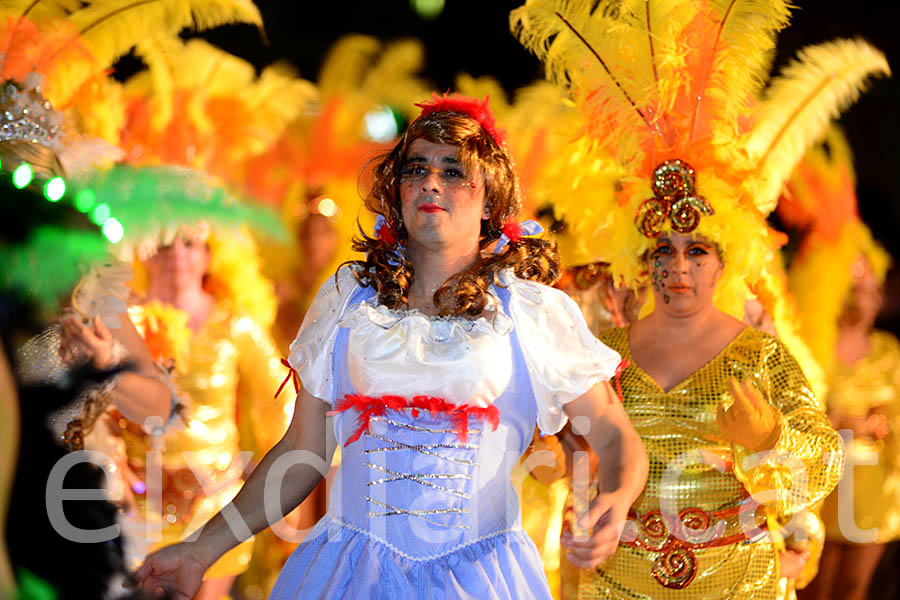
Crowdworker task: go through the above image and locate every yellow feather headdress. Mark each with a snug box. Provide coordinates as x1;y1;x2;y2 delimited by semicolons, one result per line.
0;0;263;170
107;33;308;331
119;37;316;181
511;0;890;317
784;127;891;377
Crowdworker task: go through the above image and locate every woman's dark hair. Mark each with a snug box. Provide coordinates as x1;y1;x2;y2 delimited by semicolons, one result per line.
349;111;560;317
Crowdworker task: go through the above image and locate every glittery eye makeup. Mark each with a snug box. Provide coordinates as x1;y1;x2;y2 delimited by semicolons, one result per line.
650;244;671;303
686;243;712;261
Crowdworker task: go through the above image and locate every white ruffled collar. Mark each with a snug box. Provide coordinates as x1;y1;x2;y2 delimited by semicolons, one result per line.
339;297;514;344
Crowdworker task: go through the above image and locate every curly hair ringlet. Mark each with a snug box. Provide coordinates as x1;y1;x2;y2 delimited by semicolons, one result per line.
347;110;560;318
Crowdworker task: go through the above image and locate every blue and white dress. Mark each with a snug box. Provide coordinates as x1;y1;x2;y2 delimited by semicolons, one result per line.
270;266;620;599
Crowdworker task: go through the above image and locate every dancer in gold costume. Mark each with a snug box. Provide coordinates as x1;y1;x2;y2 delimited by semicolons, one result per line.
102;34;313;598
783;130;899;600
78;165;291;599
511;0;890;596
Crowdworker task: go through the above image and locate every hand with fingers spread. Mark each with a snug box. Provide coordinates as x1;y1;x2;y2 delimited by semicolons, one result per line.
561;490;632;569
59;313;118;369
131;543;209;600
717;378;781;451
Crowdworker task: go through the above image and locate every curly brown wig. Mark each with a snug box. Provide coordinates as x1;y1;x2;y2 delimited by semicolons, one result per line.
349;110;560;318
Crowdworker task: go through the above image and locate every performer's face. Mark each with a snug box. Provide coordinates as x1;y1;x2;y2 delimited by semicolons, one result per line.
146;236;209;289
840;255;882;329
647;232;723;317
398;139;487;252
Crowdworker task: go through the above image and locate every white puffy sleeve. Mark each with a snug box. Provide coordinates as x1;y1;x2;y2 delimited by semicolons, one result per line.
288;265;361;404
503;271;622;435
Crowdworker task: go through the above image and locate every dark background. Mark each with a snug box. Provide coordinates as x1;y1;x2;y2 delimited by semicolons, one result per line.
200;0;900;329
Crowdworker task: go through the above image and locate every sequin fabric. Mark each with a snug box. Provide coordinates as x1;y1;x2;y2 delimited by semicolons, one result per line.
820;330;900;543
119;303;290;578
579;326;843;599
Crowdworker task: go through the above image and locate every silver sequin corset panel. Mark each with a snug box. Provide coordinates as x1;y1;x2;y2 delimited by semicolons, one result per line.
328;408;523;559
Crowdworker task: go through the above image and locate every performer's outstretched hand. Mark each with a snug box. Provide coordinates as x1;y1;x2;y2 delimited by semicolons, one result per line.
561;490;631;568
59;313;116;368
132;543;209;599
717;378;781;451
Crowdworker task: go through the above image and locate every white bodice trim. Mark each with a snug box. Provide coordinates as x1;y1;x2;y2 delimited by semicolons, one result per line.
324;515;524;563
340;299;514;407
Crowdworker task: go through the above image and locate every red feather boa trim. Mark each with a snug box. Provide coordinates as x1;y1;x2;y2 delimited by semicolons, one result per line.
414;92;505;147
327;394;501;446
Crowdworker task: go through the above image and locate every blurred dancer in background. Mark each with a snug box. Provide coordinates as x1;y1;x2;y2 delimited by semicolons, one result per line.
784;130;900;600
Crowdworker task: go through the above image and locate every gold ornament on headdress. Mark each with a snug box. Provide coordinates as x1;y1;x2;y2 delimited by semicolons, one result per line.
636;159;714;237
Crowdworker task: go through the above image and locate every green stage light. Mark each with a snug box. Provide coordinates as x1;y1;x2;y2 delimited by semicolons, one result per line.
75;189;97;213
91;202;111;225
12;163;33;188
44;177;66;202
102;217;124;243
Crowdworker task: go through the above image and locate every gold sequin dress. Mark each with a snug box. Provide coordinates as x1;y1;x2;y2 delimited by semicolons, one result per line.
579;327;842;599
121;303;290;578
820;330;900;544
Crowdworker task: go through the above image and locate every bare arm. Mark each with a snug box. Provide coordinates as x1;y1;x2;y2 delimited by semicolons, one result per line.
190;387;335;564
60;312;172;424
134;387;335;598
561;381;647;568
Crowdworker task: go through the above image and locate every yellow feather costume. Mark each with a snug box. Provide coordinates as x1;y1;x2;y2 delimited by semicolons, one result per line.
784;130;900;546
510;1;888;597
73;26;300;579
0;0;263;157
510;0;889;318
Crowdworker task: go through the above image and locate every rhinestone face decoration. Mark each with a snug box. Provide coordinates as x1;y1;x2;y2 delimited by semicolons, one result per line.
635;159;714;238
0;79;63;149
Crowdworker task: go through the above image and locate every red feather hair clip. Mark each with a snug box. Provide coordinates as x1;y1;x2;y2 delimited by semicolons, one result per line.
414;92;505;147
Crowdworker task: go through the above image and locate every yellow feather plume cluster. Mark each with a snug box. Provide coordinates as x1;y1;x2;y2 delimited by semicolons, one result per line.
785;129;891;378
745;39;890;213
238;35;431;301
511;0;889;318
120;37;316;179
0;0;264;152
206;227;277;331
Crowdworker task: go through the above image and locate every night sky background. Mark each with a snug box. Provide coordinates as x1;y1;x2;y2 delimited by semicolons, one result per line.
197;0;900;330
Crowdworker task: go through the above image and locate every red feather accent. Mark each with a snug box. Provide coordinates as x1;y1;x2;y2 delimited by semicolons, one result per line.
414;92;505;147
502;220;523;244
329;394;501;446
